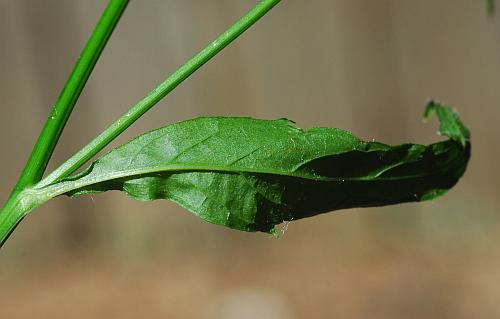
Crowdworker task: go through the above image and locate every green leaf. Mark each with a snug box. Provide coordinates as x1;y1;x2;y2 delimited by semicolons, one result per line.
42;101;470;234
424;100;470;147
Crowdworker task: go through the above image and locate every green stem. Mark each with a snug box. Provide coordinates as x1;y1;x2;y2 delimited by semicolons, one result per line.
0;196;26;247
13;0;129;194
0;190;49;246
0;0;129;247
38;0;282;188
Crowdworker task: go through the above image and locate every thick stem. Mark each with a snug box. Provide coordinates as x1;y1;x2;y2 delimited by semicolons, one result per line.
38;0;282;188
0;189;49;247
0;197;25;248
0;0;129;247
13;0;129;194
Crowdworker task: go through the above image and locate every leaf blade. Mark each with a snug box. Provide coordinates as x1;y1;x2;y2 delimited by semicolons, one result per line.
42;102;470;233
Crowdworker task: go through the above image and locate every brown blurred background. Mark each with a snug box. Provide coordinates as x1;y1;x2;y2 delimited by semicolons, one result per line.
0;0;499;318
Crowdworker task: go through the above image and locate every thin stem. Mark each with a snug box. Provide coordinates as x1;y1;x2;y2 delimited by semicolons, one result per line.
38;0;282;189
12;0;129;194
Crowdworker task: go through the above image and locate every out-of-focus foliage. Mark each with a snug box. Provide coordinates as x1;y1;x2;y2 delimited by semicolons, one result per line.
488;0;496;16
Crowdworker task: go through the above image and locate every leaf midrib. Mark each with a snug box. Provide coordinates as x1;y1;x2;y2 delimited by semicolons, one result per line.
35;156;464;199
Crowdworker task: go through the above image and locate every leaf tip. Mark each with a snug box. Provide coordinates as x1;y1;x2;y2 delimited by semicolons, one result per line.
423;99;470;147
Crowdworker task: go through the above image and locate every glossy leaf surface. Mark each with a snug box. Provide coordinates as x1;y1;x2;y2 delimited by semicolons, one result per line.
47;101;470;233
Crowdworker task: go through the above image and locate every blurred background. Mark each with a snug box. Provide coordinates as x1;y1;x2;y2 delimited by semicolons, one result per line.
0;0;499;318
